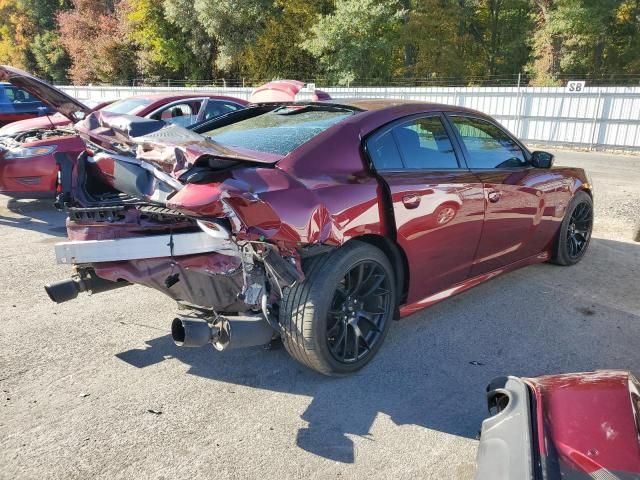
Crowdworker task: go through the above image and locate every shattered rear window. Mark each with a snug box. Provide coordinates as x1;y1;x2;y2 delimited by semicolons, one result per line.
204;106;355;156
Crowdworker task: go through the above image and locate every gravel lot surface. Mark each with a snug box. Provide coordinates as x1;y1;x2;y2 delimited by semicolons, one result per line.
1;149;639;480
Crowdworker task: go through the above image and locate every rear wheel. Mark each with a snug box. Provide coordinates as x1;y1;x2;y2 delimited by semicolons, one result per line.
551;191;593;266
279;241;396;376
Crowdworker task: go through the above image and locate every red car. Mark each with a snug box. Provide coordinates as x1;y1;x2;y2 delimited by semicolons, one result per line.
0;78;247;197
475;371;640;479
0;66;594;376
249;79;331;103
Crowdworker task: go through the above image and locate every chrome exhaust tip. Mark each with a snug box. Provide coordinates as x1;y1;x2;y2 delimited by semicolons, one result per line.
171;318;215;348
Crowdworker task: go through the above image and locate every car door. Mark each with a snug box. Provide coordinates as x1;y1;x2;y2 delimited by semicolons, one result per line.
366;113;485;304
446;114;548;275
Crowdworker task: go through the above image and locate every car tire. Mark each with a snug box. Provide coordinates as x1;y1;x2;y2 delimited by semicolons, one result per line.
551;190;593;266
279;241;396;376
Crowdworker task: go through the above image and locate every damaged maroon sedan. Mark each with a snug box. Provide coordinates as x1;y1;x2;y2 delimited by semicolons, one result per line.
1;66;594;376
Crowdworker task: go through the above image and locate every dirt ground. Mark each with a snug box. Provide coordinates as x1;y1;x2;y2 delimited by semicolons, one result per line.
1;149;639;479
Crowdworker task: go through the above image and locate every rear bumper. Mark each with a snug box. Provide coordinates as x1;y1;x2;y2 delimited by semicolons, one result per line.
54;231;239;264
474;377;535;480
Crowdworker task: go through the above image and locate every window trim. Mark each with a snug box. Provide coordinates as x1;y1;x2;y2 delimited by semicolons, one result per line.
443;112;532;171
364;112;467;173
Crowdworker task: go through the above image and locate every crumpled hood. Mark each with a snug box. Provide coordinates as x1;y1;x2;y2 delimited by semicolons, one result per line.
77;110;281;176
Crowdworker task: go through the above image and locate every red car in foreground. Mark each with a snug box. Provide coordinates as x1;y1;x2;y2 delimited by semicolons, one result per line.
0;78;247;197
0;66;594;376
476;371;640;479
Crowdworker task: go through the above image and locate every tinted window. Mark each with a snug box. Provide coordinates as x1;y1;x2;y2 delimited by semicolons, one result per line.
152;101;202;127
206;106;354;156
101;97;153;115
368;130;403;170
451;116;527;168
392;116;458;169
203;100;242;120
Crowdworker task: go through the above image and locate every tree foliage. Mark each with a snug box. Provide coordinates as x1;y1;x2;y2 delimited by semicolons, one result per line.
302;0;405;85
58;0;137;84
0;0;637;85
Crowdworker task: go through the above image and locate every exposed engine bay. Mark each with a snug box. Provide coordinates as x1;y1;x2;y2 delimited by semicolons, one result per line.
0;126;75;146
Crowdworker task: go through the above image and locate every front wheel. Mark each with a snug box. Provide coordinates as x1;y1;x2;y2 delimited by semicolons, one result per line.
551;190;593;266
279;241;396;376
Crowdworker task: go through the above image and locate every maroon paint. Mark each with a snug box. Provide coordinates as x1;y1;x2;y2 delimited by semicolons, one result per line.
77;100;591;315
526;371;640;476
0;66;594;324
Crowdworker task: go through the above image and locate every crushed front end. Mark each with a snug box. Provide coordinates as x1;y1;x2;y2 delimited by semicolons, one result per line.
46;112;304;351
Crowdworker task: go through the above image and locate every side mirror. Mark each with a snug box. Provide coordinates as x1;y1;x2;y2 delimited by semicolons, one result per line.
531;151;554;168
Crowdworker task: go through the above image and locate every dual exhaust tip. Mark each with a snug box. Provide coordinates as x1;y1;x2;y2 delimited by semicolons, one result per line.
171;315;275;350
44;274;130;303
45;275;274;351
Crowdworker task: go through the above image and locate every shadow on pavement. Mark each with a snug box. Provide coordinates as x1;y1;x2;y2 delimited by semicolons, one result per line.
116;237;640;463
0;196;67;237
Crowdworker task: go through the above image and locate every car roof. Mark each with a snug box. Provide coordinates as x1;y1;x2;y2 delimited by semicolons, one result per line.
124;93;248;104
323;98;485;116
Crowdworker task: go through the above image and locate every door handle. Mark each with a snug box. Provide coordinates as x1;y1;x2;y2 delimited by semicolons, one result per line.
402;194;421;209
487;190;502;203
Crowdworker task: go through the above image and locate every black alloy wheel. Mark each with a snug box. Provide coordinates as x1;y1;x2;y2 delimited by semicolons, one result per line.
280;241;396;376
326;261;392;364
552;190;593;266
566;201;592;259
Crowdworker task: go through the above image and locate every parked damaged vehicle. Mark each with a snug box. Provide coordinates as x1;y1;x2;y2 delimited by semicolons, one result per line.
475;370;640;479
0;66;595;376
0;74;246;197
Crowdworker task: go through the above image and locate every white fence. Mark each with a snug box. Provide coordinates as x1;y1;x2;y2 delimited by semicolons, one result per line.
59;85;640;151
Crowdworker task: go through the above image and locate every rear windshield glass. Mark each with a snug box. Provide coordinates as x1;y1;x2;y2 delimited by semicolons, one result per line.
101;97;153;115
205;106;355;156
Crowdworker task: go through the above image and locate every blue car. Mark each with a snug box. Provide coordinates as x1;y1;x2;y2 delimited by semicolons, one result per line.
0;82;54;126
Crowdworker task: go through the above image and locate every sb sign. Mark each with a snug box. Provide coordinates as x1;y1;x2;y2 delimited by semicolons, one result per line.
566;80;586;93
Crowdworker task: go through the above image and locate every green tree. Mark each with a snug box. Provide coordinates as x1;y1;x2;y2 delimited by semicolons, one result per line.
238;0;331;84
161;0;218;79
125;0;208;80
302;0;405;85
0;0;33;69
30;31;70;82
401;0;467;81
469;0;532;79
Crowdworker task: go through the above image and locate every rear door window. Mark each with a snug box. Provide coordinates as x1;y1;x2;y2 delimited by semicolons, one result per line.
392;116;459;169
367;115;460;171
205;105;355;155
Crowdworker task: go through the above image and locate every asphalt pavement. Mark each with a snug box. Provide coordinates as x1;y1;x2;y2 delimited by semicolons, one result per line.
1;149;639;479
